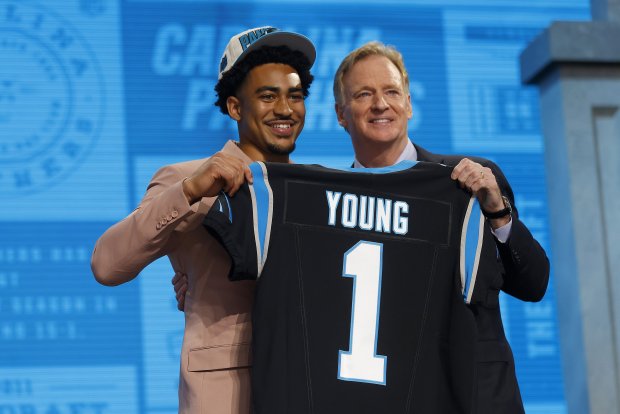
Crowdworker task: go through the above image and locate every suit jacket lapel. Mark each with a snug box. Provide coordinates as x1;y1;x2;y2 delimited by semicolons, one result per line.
414;143;445;164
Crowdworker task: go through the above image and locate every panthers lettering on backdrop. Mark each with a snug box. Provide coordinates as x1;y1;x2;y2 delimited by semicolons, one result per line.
0;0;588;413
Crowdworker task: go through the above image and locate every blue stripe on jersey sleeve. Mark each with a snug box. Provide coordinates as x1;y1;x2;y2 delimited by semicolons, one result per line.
249;162;271;267
463;198;483;302
223;193;232;222
215;193;233;222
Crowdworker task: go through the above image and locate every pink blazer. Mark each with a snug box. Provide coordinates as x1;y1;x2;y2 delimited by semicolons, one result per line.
91;141;254;413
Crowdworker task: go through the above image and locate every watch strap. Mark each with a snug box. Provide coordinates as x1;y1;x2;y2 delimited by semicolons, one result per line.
481;196;512;219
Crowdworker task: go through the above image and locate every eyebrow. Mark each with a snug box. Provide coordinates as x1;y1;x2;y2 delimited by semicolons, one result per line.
354;82;402;92
255;86;304;94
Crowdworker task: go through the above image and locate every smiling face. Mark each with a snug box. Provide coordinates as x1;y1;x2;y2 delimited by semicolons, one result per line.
336;54;412;164
227;63;305;162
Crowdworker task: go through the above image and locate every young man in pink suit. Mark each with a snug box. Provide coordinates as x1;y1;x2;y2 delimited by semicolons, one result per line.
91;26;315;413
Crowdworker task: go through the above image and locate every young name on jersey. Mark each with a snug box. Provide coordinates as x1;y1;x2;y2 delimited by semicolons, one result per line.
325;191;409;235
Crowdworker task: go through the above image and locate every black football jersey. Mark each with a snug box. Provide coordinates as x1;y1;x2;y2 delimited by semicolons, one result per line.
204;160;494;414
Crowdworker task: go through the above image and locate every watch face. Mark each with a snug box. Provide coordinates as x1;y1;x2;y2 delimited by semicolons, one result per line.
501;196;512;213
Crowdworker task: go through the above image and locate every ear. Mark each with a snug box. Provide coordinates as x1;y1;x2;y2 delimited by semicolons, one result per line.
335;103;347;129
406;94;413;120
227;96;241;121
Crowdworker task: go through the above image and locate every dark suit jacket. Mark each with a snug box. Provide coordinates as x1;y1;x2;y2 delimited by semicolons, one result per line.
415;143;550;414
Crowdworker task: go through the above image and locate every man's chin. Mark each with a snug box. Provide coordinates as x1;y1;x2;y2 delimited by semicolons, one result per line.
358;133;403;146
267;141;296;156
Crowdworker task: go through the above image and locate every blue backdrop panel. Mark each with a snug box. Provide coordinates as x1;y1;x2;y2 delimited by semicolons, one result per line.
0;366;138;413
0;0;590;412
0;221;140;412
0;222;140;366
121;2;451;161
0;0;129;221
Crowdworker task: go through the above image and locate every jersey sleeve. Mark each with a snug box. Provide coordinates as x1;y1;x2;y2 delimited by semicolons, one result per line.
459;196;497;304
203;161;274;281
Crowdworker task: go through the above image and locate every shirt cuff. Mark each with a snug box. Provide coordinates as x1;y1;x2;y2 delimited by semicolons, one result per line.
490;218;512;243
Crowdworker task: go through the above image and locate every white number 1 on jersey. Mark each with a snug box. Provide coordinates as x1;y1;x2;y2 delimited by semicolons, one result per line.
338;241;387;385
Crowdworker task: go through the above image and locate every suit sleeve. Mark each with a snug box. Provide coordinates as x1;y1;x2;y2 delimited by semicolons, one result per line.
486;160;550;302
91;164;212;286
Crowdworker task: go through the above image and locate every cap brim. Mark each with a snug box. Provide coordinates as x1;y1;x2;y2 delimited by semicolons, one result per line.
237;31;316;69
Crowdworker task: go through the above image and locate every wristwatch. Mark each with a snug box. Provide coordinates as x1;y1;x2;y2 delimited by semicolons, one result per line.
481;196;512;219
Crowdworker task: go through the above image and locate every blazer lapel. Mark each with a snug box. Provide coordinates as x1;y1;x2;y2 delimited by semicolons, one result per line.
414;143;445;164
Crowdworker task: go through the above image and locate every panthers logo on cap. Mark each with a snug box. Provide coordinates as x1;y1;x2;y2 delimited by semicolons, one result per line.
237;26;278;51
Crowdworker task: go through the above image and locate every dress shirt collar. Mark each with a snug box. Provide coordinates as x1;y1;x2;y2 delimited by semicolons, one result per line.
353;139;417;168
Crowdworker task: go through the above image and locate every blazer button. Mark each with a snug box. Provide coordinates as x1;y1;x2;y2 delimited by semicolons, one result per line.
166;214;172;221
156;223;162;230
171;210;179;218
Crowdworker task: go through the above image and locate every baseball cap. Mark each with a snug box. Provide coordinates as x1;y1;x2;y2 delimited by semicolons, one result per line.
218;26;316;80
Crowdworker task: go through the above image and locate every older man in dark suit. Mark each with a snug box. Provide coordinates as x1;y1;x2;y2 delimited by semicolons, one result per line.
333;41;549;414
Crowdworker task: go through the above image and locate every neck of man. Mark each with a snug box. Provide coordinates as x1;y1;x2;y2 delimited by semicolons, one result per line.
353;137;409;168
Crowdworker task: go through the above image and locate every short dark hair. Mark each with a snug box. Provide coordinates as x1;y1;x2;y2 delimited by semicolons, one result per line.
214;45;314;115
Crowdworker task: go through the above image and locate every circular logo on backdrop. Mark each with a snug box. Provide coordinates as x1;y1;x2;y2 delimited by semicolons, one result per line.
0;1;104;195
